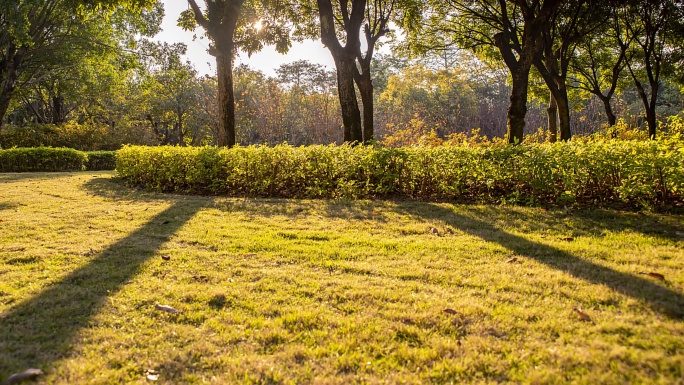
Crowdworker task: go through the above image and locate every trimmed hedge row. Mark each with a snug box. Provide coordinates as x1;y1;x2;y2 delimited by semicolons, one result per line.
0;148;116;172
86;151;117;171
116;143;684;207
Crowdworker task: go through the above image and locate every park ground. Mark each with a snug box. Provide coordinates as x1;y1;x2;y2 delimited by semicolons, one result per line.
0;172;683;384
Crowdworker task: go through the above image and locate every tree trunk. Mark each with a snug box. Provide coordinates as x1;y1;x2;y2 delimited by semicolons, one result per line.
334;56;362;143
0;91;11;146
357;75;374;144
547;91;557;143
507;68;530;144
52;96;65;124
0;56;20;146
633;79;658;140
646;106;657;140
216;50;236;147
598;94;617;128
556;84;571;141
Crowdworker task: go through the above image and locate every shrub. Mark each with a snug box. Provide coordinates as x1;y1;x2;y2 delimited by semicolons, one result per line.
0;122;158;151
117;141;684;208
0;147;88;172
86;151;117;171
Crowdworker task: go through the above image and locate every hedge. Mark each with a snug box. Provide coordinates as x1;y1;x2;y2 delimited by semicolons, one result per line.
116;142;684;207
0;148;116;172
86;151;117;171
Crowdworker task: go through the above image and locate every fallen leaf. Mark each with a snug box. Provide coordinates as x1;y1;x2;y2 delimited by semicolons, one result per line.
161;255;171;261
161;220;170;225
573;308;592;322
145;369;159;381
85;248;95;256
242;253;257;258
430;227;439;236
105;210;112;214
3;368;44;385
506;257;519;264
639;271;665;281
193;275;209;283
155;304;181;314
442;308;458;315
561;237;575;242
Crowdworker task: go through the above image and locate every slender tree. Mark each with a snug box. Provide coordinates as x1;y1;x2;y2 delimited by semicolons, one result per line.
619;0;684;139
419;0;565;144
180;0;290;146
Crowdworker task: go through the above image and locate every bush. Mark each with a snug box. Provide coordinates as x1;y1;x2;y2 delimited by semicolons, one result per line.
0;122;158;151
0;147;88;172
86;151;117;171
117;141;684;208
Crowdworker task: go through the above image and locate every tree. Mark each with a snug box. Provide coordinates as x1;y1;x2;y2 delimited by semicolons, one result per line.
137;42;201;145
180;0;290;147
569;7;631;128
289;0;419;144
0;0;159;144
620;0;684;139
414;0;565;144
532;0;609;142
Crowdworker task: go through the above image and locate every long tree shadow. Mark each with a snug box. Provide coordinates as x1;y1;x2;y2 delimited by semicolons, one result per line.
402;203;684;319
0;200;206;377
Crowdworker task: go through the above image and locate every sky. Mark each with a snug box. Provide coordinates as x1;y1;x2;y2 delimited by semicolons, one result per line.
156;0;336;76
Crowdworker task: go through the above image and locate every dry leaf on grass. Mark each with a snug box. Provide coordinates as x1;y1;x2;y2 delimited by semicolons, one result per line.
506;257;519;264
155;304;181;314
3;368;44;385
560;237;575;242
161;255;171;261
442;308;459;315
573;308;592;322
639;271;665;281
145;369;159;381
430;227;439;236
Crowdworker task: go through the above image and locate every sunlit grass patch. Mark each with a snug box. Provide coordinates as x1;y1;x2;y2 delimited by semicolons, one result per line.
0;172;683;384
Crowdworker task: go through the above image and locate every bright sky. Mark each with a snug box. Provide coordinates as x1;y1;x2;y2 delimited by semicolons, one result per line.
156;0;336;76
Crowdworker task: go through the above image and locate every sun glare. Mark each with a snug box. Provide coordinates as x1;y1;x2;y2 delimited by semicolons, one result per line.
253;20;263;31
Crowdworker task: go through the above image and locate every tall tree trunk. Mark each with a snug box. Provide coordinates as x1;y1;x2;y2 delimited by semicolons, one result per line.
216;49;236;147
507;67;530;144
52;96;65;124
547;91;557;143
633;78;658;140
0;56;20;145
356;74;374;144
556;84;571;141
334;56;362;143
598;94;617;128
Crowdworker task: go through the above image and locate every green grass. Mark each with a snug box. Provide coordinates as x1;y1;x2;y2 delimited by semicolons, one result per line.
1;172;683;384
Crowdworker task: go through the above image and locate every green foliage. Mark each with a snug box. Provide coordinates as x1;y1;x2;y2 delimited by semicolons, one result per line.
0;148;88;172
117;141;684;207
85;151;117;171
0;122;156;151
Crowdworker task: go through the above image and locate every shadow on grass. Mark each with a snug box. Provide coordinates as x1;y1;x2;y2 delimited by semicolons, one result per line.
0;171;90;182
0;199;207;378
402;203;684;319
0;202;17;211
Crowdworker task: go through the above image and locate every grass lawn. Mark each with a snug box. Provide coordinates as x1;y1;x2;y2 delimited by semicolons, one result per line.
1;172;683;384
